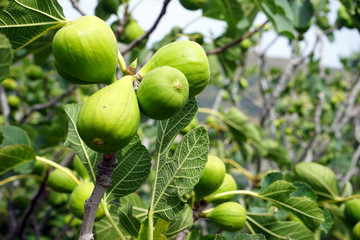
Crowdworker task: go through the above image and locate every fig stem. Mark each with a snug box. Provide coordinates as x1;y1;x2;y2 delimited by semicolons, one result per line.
0;174;43;187
79;152;121;240
118;50;128;74
36;156;80;185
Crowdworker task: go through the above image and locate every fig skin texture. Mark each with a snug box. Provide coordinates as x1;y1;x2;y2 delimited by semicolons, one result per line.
345;198;360;226
194;155;226;201
69;182;106;221
77;75;140;153
137;66;189;120
52;15;118;85
204;202;246;232
353;221;360;240
47;168;78;193
136;40;210;97
205;173;237;204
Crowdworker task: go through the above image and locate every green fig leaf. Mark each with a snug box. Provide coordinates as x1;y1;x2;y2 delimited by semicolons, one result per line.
153;218;169;240
260;180;324;229
163;206;193;239
119;202;141;238
0;130;4;145
247;214;315;240
233;234;266;240
319;209;333;233
0;125;31;147
202;0;244;27
0;0;9;13
0;144;35;175
259;171;283;193
0;0;67;51
64;103;151;201
119;193;148;220
291;0;313;32
0;33;12;82
150;98;209;221
294;162;339;200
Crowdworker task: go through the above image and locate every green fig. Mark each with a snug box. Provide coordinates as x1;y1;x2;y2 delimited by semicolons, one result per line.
73;155;90;181
47;168;78;193
25;65;43;79
48;191;69;208
52;15;118;85
137;66;189;120
205;173;237;204
7;95;20;108
353;221;360;240
77;75;140;153
69;182;106;221
1;78;17;90
124;19;145;43
179;0;204;10
194;155;226;201
345;198;360;226
181;117;199;134
136;40;210;97
203;202;246;231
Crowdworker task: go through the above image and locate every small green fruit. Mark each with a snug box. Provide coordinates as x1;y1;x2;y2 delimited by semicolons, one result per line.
136;40;210;97
64;214;82;227
25;65;43;79
73;155;90;181
240;38;252;50
205;115;217;125
239;78;248;89
124;19;145;43
53;15;118;85
137;66;189;120
179;0;204;10
345;198;360;226
205;173;237;204
69;182;106;221
48;191;69;208
204;202;246;231
1;78;17;90
353;221;360;240
194;155;226;200
47;168;78;193
7;95;20;108
32;160;47;176
101;0;120;14
77;75;140;153
181;117;199;134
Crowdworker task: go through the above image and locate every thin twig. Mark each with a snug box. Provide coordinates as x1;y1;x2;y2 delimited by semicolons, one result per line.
20;85;78;124
79;153;120;240
69;0;87;16
206;20;269;55
121;0;172;55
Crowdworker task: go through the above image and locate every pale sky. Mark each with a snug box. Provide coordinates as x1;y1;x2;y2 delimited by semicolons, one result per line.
58;0;360;69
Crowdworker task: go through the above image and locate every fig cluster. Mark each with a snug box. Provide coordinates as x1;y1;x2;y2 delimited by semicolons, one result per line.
53;15;209;153
192;155;245;232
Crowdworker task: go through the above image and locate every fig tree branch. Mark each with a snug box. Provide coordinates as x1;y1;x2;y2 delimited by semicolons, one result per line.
206;20;269;55
121;0;172;55
20;85;78;124
79;153;125;240
69;0;87;16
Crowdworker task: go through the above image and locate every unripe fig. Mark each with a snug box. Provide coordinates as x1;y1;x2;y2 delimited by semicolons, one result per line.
205;173;237;204
7;95;20;108
353;221;360;240
52;15;118;85
136;40;210;97
124;19;145;43
31;160;47;176
77;75;140;153
203;202;246;231
179;0;204;11
73;155;90;181
345;198;360;226
1;78;17;90
137;66;189;120
181;117;199;134
48;191;69;208
47;168;78;193
69;182;106;221
194;155;226;200
25;65;43;79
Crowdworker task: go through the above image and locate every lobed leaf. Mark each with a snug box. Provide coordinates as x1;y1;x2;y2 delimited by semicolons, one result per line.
0;0;67;51
0;144;35;175
119;202;141;238
0;125;31;147
163;206;193;239
247;214;315;240
151;98;209;221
